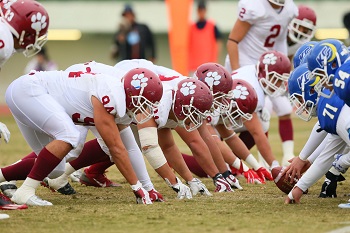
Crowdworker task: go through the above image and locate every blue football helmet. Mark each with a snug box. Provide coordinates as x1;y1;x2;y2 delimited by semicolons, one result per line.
307;39;349;98
333;59;350;106
293;41;318;68
288;63;318;121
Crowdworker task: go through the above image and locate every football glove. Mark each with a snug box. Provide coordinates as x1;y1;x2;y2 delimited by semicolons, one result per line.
131;181;152;204
260;107;271;122
148;188;165;202
166;177;192;200
319;171;339;198
0;122;10;143
243;169;264;184
222;170;243;190
213;174;233;192
254;167;273;183
187;178;212;196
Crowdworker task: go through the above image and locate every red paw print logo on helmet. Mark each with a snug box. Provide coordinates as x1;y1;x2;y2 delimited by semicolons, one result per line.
31;12;48;33
130;73;149;90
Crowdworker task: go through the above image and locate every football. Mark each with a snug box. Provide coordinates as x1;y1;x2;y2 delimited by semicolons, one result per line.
271;166;297;194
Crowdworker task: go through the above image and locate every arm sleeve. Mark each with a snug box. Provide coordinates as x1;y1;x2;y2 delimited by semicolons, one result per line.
299;121;328;161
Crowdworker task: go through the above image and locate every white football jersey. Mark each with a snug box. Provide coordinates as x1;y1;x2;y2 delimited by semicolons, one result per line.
0;20;15;68
66;61;122;78
231;65;265;112
32;70;126;123
114;59;185;129
225;0;298;69
155;76;187;129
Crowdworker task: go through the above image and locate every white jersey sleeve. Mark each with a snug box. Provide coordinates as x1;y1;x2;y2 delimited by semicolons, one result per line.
237;0;266;24
0;21;15;69
35;71;126;121
154;85;175;129
299;121;328;161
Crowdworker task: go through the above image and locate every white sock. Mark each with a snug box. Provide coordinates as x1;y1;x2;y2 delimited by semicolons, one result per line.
245;154;261;170
329;167;341;176
282;140;294;158
65;163;76;176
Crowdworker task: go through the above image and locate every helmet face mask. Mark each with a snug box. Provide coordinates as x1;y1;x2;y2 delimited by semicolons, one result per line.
123;68;163;124
172;78;213;132
129;96;159;124
288;64;318;121
2;0;49;57
288;5;317;44
257;51;291;97
221;79;257;130
258;70;288;97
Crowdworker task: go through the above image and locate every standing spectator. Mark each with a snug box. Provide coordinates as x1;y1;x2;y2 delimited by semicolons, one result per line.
111;4;156;63
23;46;58;73
225;0;298;167
188;0;222;75
343;11;350;46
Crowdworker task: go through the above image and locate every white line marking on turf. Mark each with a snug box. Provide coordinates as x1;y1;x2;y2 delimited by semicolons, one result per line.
327;226;350;233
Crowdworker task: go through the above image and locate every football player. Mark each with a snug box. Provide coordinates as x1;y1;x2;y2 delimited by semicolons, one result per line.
284;63;350;204
5;68;166;206
0;0;49;212
184;62;270;184
225;0;298;167
44;60;231;197
287;5;317;61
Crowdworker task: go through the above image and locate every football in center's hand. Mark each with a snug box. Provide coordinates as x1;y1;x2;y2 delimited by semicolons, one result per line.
271;166;297;194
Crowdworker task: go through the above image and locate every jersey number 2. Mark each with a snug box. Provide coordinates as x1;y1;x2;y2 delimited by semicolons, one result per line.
264;25;281;47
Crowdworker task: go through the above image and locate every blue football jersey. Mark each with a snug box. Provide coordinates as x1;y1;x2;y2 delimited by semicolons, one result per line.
317;89;345;135
334;60;350;107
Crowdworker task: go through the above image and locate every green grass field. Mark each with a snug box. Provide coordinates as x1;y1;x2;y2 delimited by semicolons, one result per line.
0;114;350;233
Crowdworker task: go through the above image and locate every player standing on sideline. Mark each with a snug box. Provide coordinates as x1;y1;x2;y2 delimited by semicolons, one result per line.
225;0;298;167
0;0;50;213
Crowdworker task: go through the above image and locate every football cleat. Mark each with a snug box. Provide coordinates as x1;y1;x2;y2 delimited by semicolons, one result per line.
339;202;350;209
70;169;83;182
0;193;27;210
319;171;339;198
79;168;122;188
0;184;17;198
41;178;76;195
11;192;52;206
